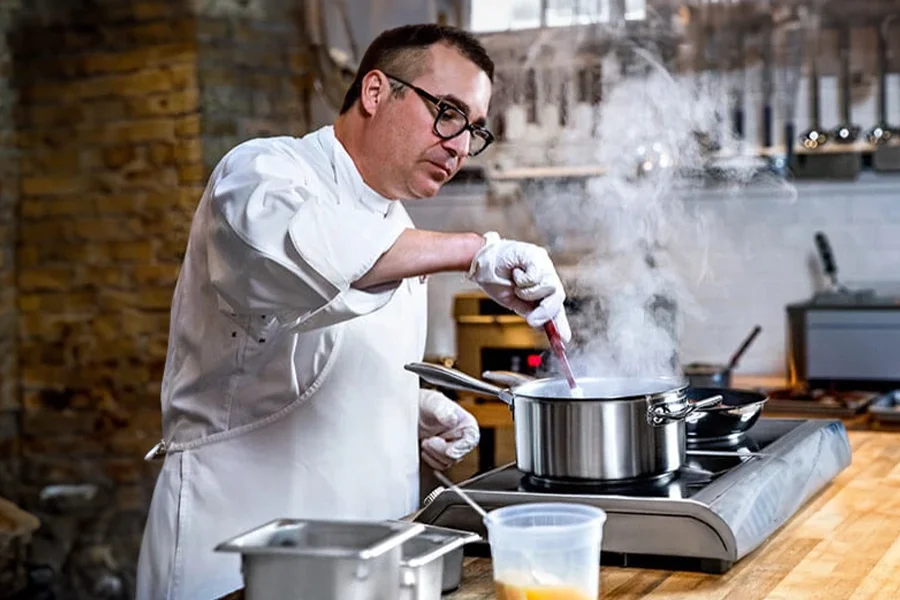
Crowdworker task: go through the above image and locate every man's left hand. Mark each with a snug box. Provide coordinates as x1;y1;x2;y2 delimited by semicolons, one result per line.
418;389;480;471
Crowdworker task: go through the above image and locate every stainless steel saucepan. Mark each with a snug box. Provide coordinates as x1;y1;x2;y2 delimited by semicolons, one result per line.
404;363;722;483
486;371;768;442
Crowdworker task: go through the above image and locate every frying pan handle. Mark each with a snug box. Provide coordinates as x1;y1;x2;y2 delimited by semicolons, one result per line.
648;394;723;427
726;325;762;371
404;362;509;404
482;370;537;386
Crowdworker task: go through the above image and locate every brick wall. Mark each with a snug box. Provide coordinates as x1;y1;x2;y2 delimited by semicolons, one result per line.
195;0;311;174
0;0;23;593
0;0;20;475
10;1;201;597
2;0;314;596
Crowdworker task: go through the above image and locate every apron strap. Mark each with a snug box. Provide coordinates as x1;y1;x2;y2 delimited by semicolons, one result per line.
144;439;170;461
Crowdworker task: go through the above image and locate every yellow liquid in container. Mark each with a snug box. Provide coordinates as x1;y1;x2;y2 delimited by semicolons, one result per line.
495;581;593;600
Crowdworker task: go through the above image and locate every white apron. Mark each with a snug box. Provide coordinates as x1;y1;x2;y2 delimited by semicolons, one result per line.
136;277;425;600
136;127;428;600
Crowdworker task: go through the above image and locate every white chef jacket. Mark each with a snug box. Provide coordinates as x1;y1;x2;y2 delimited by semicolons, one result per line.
135;126;428;600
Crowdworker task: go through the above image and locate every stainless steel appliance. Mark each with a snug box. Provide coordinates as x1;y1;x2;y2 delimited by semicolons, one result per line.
787;298;900;390
453;291;547;379
787;232;900;390
413;418;851;574
453;291;606;378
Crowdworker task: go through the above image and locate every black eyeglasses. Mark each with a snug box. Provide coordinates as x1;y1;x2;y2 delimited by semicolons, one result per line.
384;74;494;157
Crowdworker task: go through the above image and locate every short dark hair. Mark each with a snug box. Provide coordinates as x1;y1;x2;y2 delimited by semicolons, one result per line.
339;24;494;115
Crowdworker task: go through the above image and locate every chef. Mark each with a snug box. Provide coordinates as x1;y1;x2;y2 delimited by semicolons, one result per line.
135;23;571;600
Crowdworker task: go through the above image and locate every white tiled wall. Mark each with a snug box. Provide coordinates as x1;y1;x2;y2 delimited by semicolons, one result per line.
405;173;900;377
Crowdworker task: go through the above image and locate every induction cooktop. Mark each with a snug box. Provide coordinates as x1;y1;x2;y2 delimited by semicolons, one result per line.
414;418;851;574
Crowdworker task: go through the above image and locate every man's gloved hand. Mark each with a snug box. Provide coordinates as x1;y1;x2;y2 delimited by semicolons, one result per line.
418;389;480;471
468;232;571;342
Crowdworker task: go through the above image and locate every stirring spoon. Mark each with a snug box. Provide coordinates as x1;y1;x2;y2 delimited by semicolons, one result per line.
543;321;583;397
513;268;581;397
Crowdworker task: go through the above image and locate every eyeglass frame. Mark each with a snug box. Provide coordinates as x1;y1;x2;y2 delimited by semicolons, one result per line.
382;73;495;157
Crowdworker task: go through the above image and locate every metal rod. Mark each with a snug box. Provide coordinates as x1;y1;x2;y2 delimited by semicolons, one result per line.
433;471;491;521
839;25;851;125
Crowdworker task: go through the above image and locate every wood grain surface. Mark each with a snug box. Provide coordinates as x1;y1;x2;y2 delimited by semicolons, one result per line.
446;430;900;599
216;430;899;600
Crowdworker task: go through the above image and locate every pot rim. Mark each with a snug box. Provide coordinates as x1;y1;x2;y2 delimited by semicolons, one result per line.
507;375;689;403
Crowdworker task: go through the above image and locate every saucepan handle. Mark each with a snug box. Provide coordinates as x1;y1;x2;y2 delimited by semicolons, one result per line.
647;394;724;427
481;370;537;387
404;362;511;404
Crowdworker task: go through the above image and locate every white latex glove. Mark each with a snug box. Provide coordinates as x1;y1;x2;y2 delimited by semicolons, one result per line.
468;232;571;342
418;389;480;471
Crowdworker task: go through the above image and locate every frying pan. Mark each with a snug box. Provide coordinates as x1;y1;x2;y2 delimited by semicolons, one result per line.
684;387;768;441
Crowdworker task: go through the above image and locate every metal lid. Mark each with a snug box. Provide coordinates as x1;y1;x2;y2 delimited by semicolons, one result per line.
214;518;424;560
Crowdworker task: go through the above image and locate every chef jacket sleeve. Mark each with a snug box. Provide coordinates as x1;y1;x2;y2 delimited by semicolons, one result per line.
206;139;409;331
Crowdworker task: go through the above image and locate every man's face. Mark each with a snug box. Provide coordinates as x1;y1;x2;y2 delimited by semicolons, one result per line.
374;44;492;199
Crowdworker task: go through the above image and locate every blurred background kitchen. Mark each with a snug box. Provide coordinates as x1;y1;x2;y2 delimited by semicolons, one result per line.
2;0;900;598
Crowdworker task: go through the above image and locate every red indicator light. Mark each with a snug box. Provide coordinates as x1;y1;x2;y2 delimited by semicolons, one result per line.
526;354;542;369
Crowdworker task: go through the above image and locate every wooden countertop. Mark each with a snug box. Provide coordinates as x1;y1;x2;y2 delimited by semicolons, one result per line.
446;429;900;599
216;430;898;600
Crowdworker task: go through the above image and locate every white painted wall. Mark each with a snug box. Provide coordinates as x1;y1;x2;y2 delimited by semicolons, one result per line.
405;173;900;378
303;1;900;379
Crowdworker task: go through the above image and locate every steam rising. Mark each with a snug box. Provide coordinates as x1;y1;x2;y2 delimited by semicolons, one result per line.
519;65;767;380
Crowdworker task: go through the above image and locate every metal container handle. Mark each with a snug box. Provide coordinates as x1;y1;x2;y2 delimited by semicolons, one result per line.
648;394;723;427
213;518;424;559
401;531;481;569
404;363;514;405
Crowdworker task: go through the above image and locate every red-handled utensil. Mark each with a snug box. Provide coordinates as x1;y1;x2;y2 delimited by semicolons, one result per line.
544;321;581;395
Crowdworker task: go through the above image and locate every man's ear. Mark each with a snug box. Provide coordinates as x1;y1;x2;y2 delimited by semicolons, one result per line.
358;70;390;116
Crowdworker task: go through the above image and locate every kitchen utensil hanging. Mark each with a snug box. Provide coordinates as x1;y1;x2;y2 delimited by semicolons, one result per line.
868;16;895;145
800;26;828;150
832;25;860;144
872;15;900;172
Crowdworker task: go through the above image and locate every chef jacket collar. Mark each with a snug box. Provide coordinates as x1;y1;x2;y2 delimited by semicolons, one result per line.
321;125;394;217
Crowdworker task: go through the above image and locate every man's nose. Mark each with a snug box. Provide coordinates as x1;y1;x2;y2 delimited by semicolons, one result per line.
441;130;471;158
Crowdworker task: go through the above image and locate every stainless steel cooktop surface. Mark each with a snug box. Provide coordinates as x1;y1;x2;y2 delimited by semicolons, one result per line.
414;418;851;574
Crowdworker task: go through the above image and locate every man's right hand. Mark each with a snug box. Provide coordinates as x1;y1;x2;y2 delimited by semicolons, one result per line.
468;233;571;342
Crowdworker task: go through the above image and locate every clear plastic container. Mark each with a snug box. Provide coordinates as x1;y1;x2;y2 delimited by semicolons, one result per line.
485;503;607;600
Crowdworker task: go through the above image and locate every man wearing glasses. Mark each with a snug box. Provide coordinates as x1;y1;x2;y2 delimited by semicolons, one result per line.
136;23;571;600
